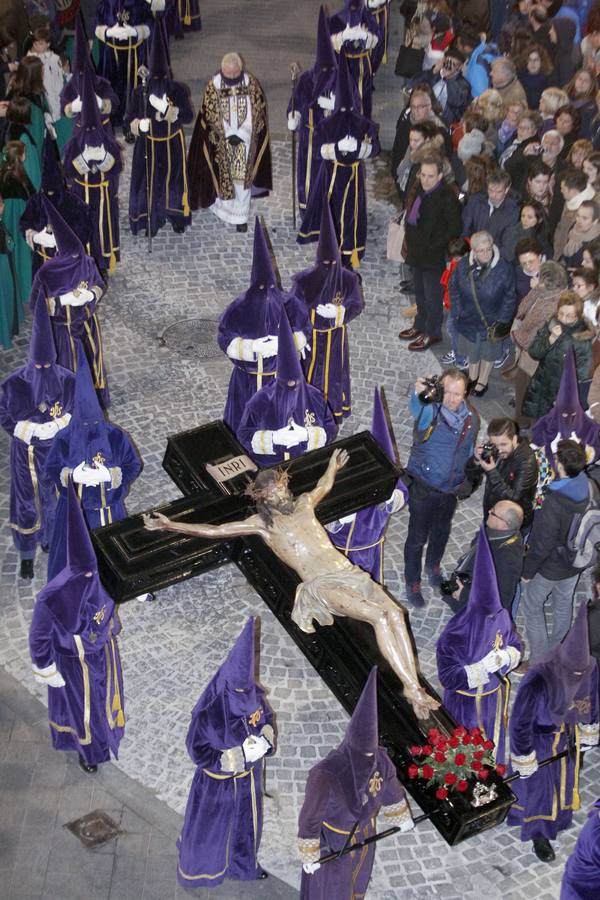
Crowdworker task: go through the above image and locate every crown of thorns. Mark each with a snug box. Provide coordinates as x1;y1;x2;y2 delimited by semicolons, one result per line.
244;467;290;501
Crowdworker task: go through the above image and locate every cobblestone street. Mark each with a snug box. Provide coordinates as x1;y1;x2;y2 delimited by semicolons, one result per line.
1;4;599;898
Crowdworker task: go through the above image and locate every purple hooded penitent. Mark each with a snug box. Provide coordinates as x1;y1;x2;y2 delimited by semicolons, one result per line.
123;16;193;236
436;525;521;763
508;601;599;843
28;195;109;408
298;667;407;899
60;12;119;123
561;799;600;899
298;50;380;267
287;7;339;211
292;201;363;418
328;0;380;116
28;478;125;767
531;347;600;470
218;217;311;431
177;617;275;889
328;387;407;581
237;305;338;467
20;133;92;276
63;61;122;271
0;296;76;558
94;0;152;127
45;344;141;579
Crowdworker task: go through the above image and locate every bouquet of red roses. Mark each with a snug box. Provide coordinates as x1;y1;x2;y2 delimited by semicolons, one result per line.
406;726;506;800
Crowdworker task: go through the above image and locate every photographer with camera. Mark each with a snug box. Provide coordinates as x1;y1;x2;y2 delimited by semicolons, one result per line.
441;500;525;616
463;417;538;529
403;368;479;607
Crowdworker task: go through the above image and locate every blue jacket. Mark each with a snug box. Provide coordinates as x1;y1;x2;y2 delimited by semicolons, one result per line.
465;42;493;98
407;391;478;494
449;249;517;343
461;191;520;260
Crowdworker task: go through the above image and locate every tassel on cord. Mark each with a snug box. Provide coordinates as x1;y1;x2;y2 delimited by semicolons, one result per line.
182;190;190;216
350;248;360;269
109;252;116;273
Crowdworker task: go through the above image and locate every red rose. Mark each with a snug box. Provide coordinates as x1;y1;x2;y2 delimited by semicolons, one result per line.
462;734;472;745
471;728;481;736
407;764;419;779
471;760;483;771
444;772;457;785
436;787;448;800
421;763;434;780
457;780;468;792
428;728;440;740
483;740;494;751
495;764;507;776
472;734;483;745
473;750;484;761
422;744;433;756
479;768;489;781
449;736;459;748
409;745;422;756
434;751;447;763
454;752;466;765
453;726;466;737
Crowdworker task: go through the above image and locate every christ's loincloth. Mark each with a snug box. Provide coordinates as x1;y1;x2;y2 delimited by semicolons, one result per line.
292;567;381;633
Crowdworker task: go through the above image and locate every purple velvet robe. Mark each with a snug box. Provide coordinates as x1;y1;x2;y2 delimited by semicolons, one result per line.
237;380;338;468
0;365;75;555
19;190;93;276
328;6;380;119
29;258;109;409
291;260;363;419
60;74;119;127
507;667;599;841
29;571;125;767
561;800;600;899
171;0;202;34
298;746;404;899
94;0;152;127
370;1;390;72
63;148;122;273
327;486;406;582
45;422;142;579
298;114;380;267
288;70;338;212
123;78;193;234
177;690;273;889
218;293;311;433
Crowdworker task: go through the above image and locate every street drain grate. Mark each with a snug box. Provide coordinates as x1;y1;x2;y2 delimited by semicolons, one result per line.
65;809;123;848
159;318;221;359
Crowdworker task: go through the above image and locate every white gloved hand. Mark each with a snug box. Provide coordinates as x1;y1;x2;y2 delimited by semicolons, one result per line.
33;420;59;441
73;461;102;486
33;668;66;687
481;648;511;673
93;463;112;483
149;92;169;115
252;336;278;358
338;134;358;153
320;142;335;160
273;421;308;448
242;734;270;763
317;93;335;110
303;862;321;874
33;229;56;248
124;24;138;37
95;93;104;109
105;24;123;38
139;118;150;133
70;95;82;113
287;111;301;131
315;302;339;318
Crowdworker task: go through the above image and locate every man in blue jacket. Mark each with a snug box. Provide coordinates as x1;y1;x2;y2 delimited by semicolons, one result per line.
462;170;520;261
404;369;479;607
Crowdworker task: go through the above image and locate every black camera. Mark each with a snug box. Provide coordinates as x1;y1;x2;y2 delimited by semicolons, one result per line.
440;570;471;596
418;376;444;405
480;442;499;464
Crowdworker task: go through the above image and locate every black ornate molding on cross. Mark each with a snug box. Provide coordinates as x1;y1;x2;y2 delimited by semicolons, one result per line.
92;421;514;844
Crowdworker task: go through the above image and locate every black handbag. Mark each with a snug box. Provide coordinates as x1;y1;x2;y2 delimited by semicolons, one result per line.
467;270;511;344
395;42;425;78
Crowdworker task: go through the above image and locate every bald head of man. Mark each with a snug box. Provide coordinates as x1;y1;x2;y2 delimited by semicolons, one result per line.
487;500;524;532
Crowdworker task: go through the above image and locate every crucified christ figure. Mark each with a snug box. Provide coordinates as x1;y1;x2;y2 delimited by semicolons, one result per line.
144;448;439;719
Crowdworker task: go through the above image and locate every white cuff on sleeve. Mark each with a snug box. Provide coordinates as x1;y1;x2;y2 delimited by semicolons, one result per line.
13;420;36;444
251;431;275;456
306;426;326;451
226;337;256;361
464;659;490;689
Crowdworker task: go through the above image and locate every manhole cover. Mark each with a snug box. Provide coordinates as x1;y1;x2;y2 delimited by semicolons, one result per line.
159;318;221;359
65;809;123;848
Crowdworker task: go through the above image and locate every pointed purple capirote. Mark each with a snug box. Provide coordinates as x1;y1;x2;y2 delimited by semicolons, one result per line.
80;58;103;133
335;49;356;113
531;346;600;466
343;666;379;752
29;292;57;364
276;306;304;385
66;476;97;574
72;11;92;76
371;387;395;464
73;342;104;426
317;200;341;264
41;134;63;194
250;217;277;289
216;616;256;691
41;194;84;258
149;14;171;81
315;5;337;71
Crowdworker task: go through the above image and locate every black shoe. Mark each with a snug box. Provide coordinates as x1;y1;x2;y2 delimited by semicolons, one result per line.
426;566;442;588
405;582;425;608
532;838;555;862
20;559;34;580
399;279;414;291
256;869;269;879
124;130;135;144
236;223;248;233
172;223;186;233
78;755;98;775
41;544;49;553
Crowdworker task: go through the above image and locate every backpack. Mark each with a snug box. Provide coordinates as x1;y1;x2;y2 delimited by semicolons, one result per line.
556;480;600;570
